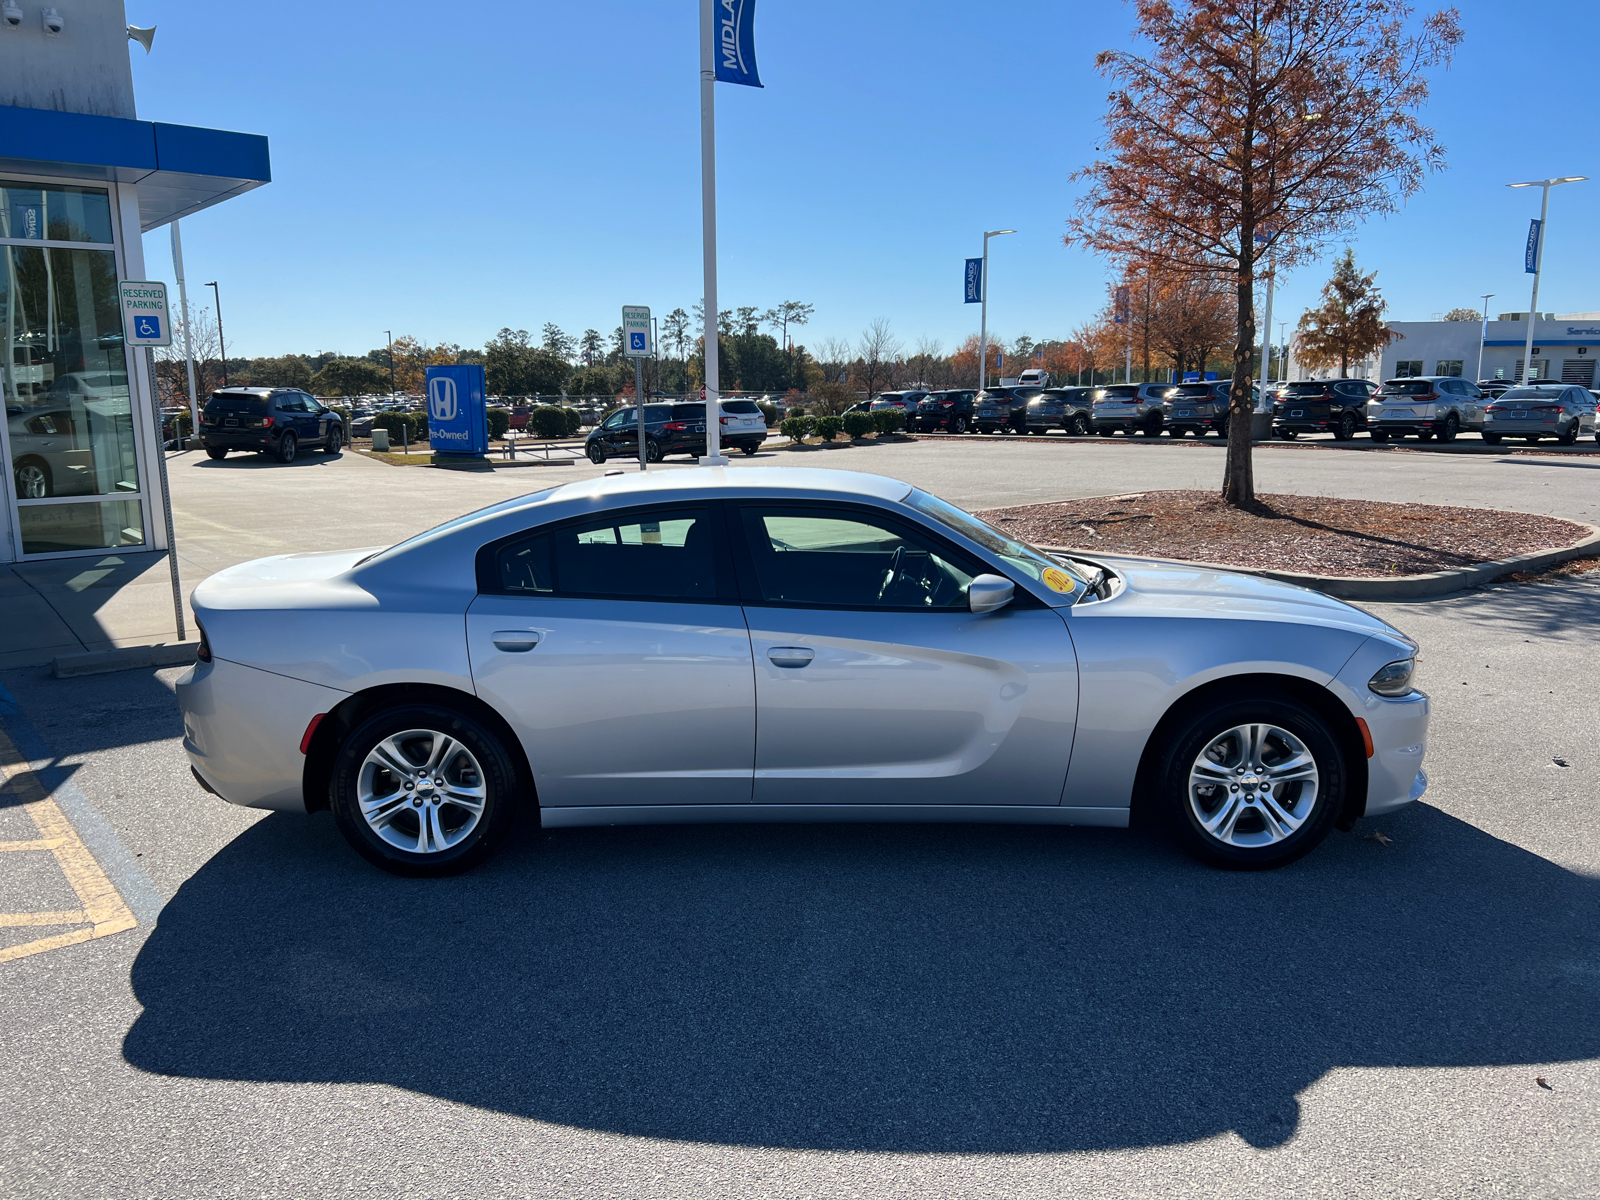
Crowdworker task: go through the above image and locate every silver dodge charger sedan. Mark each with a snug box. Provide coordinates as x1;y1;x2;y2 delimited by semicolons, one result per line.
176;468;1429;876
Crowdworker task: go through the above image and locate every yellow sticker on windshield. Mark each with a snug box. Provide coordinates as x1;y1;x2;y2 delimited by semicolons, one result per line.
1042;567;1074;593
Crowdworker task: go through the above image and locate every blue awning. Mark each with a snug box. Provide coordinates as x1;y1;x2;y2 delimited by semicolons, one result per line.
0;105;269;231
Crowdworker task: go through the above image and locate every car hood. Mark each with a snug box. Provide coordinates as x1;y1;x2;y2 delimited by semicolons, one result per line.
1082;555;1410;644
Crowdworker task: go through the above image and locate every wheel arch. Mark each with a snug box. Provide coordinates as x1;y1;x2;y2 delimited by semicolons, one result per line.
1128;672;1369;832
302;681;538;818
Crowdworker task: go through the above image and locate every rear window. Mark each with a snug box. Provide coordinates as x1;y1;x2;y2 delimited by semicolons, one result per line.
1167;384;1214;397
1097;385;1141;399
1282;382;1331;397
643;404;672;422
720;400;761;414
1380;381;1436;396
204;392;268;414
1495;387;1564;401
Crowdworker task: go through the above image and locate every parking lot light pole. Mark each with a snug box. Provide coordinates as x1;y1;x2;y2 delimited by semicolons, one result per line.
1507;176;1586;381
1476;293;1494;381
386;330;397;398
206;281;226;386
978;229;1014;390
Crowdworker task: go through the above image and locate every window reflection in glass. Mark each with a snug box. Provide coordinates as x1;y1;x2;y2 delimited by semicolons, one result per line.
18;498;143;555
0;180;115;244
3;245;138;501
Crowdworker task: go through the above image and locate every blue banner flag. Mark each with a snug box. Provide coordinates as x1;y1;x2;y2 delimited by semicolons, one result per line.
964;258;982;303
1525;219;1542;273
713;0;762;88
1114;285;1131;324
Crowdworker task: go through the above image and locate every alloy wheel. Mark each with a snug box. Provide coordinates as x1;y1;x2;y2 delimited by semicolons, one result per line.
1187;722;1319;849
357;729;488;855
15;463;49;498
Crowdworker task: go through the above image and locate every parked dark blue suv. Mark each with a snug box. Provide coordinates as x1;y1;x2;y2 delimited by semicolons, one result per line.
201;388;343;463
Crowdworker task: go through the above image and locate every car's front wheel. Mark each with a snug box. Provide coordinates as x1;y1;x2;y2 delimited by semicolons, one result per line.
331;704;521;877
325;426;343;454
1157;693;1345;870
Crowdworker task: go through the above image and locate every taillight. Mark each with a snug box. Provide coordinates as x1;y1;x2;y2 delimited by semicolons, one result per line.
195;621;212;663
720;416;733;424
662;421;687;431
260;416;274;428
939;401;954;407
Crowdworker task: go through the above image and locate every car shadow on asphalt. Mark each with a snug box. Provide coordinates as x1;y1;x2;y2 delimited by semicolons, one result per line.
122;800;1600;1154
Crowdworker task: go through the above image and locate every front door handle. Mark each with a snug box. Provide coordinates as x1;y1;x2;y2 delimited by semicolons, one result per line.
491;630;541;653
767;646;814;668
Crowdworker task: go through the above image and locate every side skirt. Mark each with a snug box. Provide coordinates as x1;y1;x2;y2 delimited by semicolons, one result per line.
539;804;1130;829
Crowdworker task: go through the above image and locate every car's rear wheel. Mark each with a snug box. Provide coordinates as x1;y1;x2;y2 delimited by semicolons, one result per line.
1369;429;1389;443
206;447;229;460
1482;432;1501;445
276;432;298;463
740;442;758;456
331;704;520;877
1417;430;1434;442
1158;693;1345;870
1069;413;1089;436
1097;428;1113;437
1560;422;1578;446
645;439;664;463
1142;416;1163;437
14;459;51;497
952;415;968;434
1279;429;1298;440
1335;413;1357;441
1439;413;1459;443
1524;435;1541;444
325;426;343;454
586;440;607;464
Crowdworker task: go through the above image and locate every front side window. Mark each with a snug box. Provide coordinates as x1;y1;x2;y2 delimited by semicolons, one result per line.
740;506;978;610
490;507;722;601
601;409;633;429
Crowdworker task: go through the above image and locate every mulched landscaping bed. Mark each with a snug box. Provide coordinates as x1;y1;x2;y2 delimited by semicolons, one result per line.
979;491;1590;578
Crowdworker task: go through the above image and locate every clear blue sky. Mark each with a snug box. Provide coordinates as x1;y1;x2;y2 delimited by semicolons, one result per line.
129;0;1600;360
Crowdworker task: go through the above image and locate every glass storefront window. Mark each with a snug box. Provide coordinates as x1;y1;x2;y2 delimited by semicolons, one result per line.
17;498;143;555
3;245;138;508
0;180;115;244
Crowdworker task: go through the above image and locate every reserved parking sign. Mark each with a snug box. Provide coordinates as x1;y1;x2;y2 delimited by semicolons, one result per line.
119;280;172;346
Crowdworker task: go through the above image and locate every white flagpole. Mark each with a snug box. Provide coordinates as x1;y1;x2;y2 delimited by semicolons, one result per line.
170;221;199;444
698;0;728;465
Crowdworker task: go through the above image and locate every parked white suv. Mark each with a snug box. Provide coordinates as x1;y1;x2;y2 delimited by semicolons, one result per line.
716;399;769;456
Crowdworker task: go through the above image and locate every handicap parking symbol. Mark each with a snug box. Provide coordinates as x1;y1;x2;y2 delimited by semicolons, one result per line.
135;315;162;340
629;331;647;352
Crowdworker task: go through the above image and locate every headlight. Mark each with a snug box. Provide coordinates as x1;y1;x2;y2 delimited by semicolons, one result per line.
1368;659;1415;696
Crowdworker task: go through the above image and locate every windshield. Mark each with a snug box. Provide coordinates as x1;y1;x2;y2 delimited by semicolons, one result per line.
1380;381;1437;396
907;489;1090;592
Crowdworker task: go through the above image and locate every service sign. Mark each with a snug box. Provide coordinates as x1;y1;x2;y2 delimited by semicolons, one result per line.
120;280;172;346
622;305;653;358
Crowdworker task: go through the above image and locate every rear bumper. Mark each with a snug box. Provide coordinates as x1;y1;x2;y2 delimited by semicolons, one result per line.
176;657;350;813
201;430;278;449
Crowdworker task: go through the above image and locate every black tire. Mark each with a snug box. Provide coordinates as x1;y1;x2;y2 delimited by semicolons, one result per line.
586;440;607;464
1157;691;1346;870
1416;430;1434;442
1142;417;1163;437
1217;419;1230;440
1369;429;1389;443
324;425;343;454
275;432;298;463
645;439;664;463
13;458;51;498
740;442;758;456
1097;428;1114;437
330;703;521;877
1335;413;1357;441
1069;413;1089;436
1439;413;1459;444
1559;422;1578;446
205;446;229;460
1524;435;1541;444
1279;429;1298;440
1481;432;1502;445
952;415;968;434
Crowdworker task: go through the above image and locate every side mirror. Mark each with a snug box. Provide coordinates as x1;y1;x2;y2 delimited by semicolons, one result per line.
968;573;1015;615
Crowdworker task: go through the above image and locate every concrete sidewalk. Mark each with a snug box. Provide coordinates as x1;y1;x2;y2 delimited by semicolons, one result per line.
0;551;189;670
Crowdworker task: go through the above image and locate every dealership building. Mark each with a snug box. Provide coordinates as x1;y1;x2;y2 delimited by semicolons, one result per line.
0;0;269;563
1377;312;1600;387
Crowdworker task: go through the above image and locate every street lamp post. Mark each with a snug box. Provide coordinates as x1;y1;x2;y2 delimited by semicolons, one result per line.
978;229;1014;390
385;330;397;397
1507;176;1586;382
1475;293;1494;382
206;281;227;386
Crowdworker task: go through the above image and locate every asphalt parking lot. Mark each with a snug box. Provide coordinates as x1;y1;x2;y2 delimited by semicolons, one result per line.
2;437;1598;1198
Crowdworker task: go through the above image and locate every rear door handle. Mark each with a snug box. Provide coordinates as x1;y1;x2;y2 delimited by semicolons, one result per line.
491;630;541;653
767;646;814;668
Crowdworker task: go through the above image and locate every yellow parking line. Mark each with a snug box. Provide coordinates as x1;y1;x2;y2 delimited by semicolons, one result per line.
0;729;137;963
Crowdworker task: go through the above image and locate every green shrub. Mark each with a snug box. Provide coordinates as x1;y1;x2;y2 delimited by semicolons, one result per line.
528;405;569;439
842;411;874;440
756;401;779;427
779;415;812;443
872;409;905;435
561;407;582;436
372;411;426;445
814;414;843;443
487;407;511;440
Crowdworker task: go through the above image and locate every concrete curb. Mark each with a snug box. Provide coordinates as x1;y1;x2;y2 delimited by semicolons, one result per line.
1039;523;1600;601
54;642;200;679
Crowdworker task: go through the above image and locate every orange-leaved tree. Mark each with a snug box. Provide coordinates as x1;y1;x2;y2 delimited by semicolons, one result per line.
1065;0;1460;504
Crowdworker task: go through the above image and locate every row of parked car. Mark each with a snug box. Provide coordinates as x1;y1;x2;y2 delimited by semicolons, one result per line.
860;378;1600;445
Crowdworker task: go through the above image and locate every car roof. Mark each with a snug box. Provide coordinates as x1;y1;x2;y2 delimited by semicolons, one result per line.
544;467;912;507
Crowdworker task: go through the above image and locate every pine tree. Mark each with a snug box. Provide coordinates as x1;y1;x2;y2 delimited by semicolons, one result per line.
1295;249;1397;376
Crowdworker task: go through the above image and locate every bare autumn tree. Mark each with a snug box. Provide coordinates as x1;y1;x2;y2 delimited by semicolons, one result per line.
1294;247;1399;375
1065;0;1461;504
854;318;902;400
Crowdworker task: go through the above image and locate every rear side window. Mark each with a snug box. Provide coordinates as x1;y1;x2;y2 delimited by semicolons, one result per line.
485;507;727;602
669;404;704;420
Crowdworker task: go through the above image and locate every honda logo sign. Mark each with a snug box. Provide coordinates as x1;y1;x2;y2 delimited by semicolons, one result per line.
428;376;458;422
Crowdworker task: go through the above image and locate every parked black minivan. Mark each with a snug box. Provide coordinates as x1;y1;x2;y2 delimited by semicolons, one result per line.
586;403;708;463
200;388;343;463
